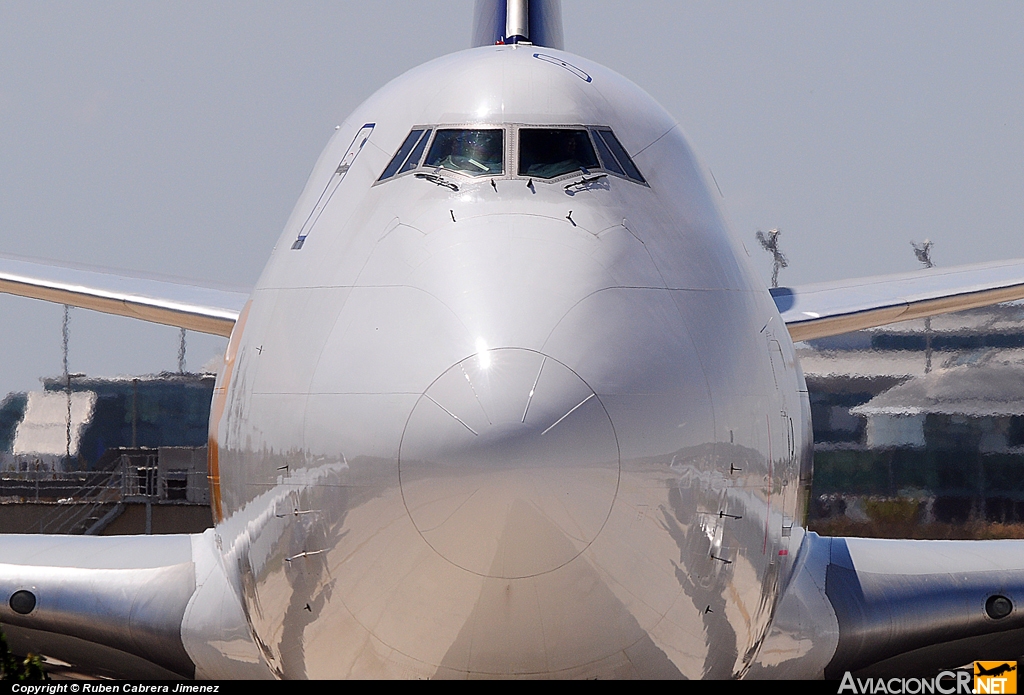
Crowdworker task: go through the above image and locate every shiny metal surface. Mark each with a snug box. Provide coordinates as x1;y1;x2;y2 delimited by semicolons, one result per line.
773;257;1024;342
181;531;275;679
823;536;1024;677
8;4;1024;680
746;531;839;680
0;563;196;676
0;532;193;570
400;348;619;579
751;533;1024;678
472;0;563;49
0;532;271;679
207;43;808;678
0;252;247;337
0;534;197;677
505;0;529;41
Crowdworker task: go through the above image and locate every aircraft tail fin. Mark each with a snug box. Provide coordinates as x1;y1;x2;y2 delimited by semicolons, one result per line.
472;0;564;49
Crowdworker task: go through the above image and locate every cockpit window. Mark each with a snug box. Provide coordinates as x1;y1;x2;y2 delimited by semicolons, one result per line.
377;125;645;186
424;129;504;176
589;129;625;177
591;128;646;184
518;129;600;179
399;128;432;175
379;129;426;181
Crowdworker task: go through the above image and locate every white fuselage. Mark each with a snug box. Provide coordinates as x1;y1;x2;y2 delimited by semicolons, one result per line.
208;44;810;678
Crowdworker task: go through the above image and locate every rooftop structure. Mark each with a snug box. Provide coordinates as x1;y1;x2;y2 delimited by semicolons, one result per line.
0;372;214;472
801;303;1024;524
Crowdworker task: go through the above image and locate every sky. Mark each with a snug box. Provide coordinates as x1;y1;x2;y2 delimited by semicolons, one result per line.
1;1;1023;398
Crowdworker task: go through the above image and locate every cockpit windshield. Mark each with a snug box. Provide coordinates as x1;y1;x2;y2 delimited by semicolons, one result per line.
377;124;645;186
518;129;600;179
424;129;504;176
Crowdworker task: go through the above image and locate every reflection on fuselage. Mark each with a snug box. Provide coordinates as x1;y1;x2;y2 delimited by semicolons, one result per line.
209;44;810;678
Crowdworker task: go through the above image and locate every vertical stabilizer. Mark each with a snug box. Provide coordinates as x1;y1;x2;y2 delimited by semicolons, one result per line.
472;0;564;49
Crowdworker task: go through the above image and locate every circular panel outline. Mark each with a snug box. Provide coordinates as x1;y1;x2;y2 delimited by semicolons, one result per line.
398;347;620;579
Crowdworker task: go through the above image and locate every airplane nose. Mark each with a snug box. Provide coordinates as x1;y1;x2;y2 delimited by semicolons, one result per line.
399;347;620;579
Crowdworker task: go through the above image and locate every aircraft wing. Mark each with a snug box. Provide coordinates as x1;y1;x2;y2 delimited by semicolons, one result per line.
772;258;1024;342
751;532;1024;679
0;531;272;679
0;253;249;338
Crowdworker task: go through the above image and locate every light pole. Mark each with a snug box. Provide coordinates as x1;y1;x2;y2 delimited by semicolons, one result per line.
911;240;934;373
756;228;789;288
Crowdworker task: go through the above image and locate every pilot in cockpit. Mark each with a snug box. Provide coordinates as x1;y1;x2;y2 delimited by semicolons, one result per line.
426;129;504;176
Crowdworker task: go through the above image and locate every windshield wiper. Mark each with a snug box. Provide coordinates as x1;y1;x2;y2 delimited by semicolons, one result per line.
564;173;607;192
415;172;459;191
